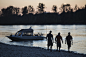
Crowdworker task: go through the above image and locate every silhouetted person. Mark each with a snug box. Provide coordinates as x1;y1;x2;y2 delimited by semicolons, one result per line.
65;32;73;52
46;31;53;51
55;32;63;52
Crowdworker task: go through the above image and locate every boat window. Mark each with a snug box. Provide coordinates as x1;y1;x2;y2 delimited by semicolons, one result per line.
22;33;26;36
15;32;18;36
34;33;40;36
22;33;33;36
18;32;22;36
35;34;38;36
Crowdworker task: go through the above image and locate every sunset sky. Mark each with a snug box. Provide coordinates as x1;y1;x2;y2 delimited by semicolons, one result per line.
0;0;86;12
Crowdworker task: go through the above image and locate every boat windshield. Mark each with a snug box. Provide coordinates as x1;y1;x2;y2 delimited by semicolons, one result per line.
15;32;18;36
18;32;22;36
15;32;22;36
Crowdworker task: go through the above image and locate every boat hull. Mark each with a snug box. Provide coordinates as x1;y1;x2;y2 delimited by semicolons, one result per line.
6;36;45;41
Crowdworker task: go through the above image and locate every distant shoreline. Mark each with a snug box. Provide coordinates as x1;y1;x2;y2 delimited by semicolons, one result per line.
0;42;86;57
0;23;86;25
0;8;86;26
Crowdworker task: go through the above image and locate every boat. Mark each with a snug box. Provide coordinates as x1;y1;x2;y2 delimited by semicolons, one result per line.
6;27;46;41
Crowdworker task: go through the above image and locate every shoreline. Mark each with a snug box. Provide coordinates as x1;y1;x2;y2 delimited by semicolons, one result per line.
0;24;86;25
0;42;86;57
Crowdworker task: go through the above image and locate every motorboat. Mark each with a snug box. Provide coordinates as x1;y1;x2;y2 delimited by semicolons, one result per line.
6;27;45;41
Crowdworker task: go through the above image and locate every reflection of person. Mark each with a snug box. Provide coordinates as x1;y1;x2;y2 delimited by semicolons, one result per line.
65;32;73;52
55;32;63;52
46;31;53;51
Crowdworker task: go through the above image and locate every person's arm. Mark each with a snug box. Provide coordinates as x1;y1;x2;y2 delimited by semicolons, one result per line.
52;35;54;43
55;35;57;42
62;39;63;44
65;37;67;44
46;34;48;40
55;37;56;42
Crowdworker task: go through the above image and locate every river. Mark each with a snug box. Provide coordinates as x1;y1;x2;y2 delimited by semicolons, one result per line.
0;25;86;54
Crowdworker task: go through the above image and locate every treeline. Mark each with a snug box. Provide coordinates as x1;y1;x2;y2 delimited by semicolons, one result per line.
0;3;86;25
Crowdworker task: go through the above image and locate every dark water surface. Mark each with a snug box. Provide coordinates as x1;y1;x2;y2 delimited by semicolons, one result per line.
0;25;86;54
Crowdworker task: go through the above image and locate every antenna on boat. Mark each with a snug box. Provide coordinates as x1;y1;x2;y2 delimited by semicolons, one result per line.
29;26;32;29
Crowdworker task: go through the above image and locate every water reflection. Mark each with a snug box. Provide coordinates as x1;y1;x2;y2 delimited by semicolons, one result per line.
9;40;33;47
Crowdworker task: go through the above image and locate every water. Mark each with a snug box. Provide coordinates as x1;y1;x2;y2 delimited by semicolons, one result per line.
0;25;86;54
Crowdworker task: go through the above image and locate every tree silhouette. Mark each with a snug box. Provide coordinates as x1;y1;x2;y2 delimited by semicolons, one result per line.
13;7;20;15
1;6;15;16
52;5;57;13
7;6;14;15
0;3;86;25
74;4;79;11
22;6;28;15
61;4;71;13
85;4;86;10
61;4;65;13
0;11;1;16
28;5;34;13
1;8;6;16
66;4;71;12
37;3;45;13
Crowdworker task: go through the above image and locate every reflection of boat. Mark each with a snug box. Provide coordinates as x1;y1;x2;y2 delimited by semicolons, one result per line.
6;27;45;41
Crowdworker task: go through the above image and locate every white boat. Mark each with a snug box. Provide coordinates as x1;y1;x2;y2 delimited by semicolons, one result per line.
6;27;45;41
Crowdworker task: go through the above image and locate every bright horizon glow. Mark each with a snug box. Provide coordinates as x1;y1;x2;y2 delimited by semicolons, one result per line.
0;0;86;12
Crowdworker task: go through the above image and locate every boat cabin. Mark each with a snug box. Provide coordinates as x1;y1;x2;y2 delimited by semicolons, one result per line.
14;27;34;36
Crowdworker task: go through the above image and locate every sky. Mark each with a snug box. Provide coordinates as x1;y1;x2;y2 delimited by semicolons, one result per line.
0;0;86;12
